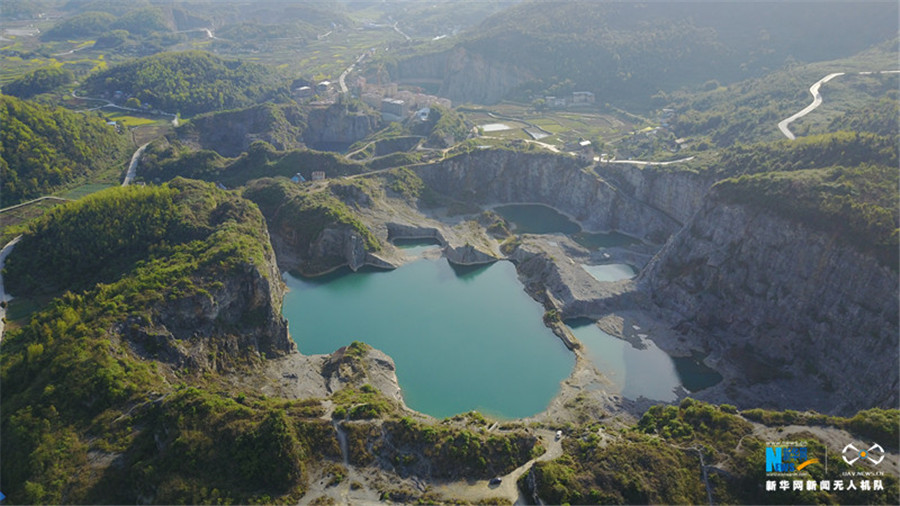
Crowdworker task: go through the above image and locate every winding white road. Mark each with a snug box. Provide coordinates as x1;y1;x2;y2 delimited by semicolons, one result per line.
123;143;150;186
338;52;367;94
71;90;179;125
777;70;900;140
0;236;22;341
777;72;845;140
600;156;695;166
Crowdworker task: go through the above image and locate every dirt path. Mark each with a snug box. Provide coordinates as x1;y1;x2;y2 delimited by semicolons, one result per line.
430;429;564;504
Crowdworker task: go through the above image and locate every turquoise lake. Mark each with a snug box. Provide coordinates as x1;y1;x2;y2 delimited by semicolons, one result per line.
567;318;722;400
494;203;721;399
282;246;574;419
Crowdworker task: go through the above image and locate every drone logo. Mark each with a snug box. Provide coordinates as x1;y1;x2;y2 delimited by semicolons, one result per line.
842;443;885;465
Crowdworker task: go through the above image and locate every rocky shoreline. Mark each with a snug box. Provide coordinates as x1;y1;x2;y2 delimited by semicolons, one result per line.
249;146;896;433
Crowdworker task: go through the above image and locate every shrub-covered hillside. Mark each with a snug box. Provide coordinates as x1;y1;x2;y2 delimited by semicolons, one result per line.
0;180;305;503
528;400;900;505
0;96;132;206
82;51;286;116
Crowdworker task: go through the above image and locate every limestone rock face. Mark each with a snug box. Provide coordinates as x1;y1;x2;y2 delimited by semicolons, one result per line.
394;46;532;104
641;191;899;414
444;243;498;266
416;149;683;243
125;229;295;371
270;225;394;275
322;345;403;401
593;163;716;225
303;103;379;147
179;103;305;157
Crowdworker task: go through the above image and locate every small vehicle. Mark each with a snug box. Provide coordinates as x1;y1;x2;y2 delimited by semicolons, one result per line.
555;430;563;440
489;477;502;486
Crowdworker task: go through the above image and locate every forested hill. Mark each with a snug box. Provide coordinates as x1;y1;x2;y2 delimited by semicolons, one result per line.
387;0;899;105
82;51;286;117
0;95;131;206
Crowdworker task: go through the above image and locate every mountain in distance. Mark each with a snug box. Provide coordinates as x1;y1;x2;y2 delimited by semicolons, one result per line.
382;0;899;106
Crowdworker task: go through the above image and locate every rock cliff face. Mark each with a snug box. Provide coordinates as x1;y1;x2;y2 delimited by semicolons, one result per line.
124;224;295;371
593;163;716;225
179;103;305;157
303;103;380;148
268;222;394;276
641;190;899;414
393;47;532;104
416;149;682;243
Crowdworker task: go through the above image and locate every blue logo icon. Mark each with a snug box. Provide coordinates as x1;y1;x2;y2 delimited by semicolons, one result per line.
766;445;818;473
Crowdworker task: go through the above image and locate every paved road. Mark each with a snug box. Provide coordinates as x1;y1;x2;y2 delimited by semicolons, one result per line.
123;143;150;186
777;70;900;140
777;72;845;140
72;91;179;125
0;196;70;214
338;52;367;94
0;236;23;341
599;156;695;166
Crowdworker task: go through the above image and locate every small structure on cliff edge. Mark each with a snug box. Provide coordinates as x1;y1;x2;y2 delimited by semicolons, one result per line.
311;171;326;181
577;140;594;163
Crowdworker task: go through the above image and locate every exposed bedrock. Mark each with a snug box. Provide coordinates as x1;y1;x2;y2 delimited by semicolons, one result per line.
268;224;396;276
303;103;380;147
392;46;532;105
123;228;296;371
640;192;899;415
592;163;716;224
510;237;646;320
415;149;684;243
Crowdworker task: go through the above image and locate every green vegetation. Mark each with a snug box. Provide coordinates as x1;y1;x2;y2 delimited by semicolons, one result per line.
42;11;117;40
532;399;900;505
381;416;537;479
383;167;425;200
713;163;898;269
742;407;899;448
83;51;286;116
710;132;898;177
110;6;170;36
0;95;132;206
668;45;899;146
2;67;75;98
366;151;422;171
139;139;365;187
0;179;331;504
178;102;306;157
243;177;380;262
386;1;896;106
138;140;229;183
416;105;470;148
331;385;395;421
829;93;900;138
4;185;180;292
530;432;704;505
